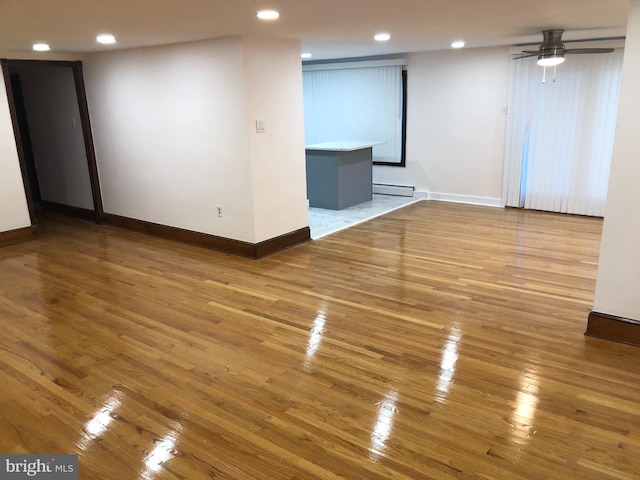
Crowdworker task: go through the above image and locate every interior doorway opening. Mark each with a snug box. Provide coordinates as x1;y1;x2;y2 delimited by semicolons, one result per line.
1;59;103;230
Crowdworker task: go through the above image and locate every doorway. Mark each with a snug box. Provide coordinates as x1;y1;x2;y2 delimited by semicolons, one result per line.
1;59;103;228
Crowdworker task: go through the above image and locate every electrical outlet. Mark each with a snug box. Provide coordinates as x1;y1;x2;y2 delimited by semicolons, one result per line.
216;205;223;218
256;120;266;133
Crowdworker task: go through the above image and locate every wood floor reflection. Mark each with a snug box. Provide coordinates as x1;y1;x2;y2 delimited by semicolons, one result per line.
1;201;639;479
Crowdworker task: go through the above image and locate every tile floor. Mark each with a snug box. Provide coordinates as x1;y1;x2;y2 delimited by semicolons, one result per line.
307;194;423;239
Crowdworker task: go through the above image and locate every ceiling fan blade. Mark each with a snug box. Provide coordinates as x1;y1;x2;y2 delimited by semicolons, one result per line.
513;30;615;62
564;48;615;54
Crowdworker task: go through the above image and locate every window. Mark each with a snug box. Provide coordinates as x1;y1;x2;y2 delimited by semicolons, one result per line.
303;61;407;166
504;49;624;216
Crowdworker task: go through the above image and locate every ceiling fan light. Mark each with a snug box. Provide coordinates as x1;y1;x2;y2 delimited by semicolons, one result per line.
537;56;565;67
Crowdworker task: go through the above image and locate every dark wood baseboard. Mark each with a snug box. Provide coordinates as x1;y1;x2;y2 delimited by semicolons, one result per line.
254;227;312;258
102;213;310;259
0;226;35;247
586;311;640;347
41;200;97;222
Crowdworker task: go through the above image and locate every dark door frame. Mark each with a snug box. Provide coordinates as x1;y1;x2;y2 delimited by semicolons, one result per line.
1;59;104;227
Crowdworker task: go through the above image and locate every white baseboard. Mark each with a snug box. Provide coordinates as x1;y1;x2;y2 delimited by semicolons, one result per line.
414;191;504;208
413;191;429;200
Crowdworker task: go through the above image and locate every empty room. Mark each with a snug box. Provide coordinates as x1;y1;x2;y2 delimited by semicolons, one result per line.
1;1;639;479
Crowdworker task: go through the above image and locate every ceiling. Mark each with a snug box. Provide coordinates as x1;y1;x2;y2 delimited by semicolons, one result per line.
0;0;631;60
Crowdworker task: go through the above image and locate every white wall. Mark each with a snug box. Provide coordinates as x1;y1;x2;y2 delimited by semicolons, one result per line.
373;47;511;205
83;35;308;244
593;0;640;320
83;37;257;242
19;66;94;209
0;75;31;232
242;36;308;242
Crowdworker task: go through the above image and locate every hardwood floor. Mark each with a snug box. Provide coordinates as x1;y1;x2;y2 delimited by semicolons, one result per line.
1;201;639;479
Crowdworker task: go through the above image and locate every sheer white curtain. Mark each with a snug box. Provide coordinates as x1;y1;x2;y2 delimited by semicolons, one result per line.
302;64;403;164
504;49;624;216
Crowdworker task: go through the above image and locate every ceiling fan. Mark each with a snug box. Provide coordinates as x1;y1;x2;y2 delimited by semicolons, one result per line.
514;29;615;67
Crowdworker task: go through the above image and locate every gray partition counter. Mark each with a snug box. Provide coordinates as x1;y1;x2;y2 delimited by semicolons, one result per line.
305;141;384;210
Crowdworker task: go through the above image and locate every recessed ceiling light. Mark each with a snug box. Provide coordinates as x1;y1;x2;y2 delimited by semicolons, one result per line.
32;42;50;52
97;34;117;45
374;33;391;42
257;10;279;20
301;53;312;59
451;40;465;49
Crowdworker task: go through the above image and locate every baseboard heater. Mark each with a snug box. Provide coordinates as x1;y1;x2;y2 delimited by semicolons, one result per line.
372;183;415;197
